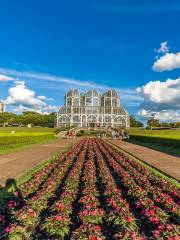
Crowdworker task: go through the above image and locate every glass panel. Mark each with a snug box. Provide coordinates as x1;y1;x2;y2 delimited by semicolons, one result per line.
73;98;79;106
92;98;99;106
67;98;72;106
104;116;111;123
86;98;92;106
112;99;117;107
73;116;80;122
105;98;111;107
73;107;80;114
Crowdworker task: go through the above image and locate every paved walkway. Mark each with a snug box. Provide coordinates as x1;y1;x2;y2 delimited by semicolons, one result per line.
108;140;180;181
0;138;75;186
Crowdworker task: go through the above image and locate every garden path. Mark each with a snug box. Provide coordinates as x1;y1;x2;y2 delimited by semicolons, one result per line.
0;138;74;186
108;139;180;181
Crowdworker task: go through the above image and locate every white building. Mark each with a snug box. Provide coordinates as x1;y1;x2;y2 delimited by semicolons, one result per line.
0;101;5;113
57;89;129;128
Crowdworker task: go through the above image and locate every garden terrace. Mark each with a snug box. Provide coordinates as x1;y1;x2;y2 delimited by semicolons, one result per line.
0;138;179;239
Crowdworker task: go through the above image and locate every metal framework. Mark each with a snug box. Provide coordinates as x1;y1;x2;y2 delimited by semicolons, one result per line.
57;89;129;128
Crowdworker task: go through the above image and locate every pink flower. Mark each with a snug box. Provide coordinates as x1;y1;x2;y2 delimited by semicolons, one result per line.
13;191;19;197
93;225;101;232
5;226;12;233
0;215;5;222
21;214;27;220
91;210;97;216
7;200;16;209
167;198;173;203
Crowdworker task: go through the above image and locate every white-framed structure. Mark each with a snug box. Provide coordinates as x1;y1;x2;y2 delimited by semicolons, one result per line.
57;89;129;128
0;101;5;113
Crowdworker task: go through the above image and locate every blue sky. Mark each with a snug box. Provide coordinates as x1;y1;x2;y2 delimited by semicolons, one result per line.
0;0;180;122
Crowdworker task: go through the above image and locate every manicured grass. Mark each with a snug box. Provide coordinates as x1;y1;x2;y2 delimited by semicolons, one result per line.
129;139;180;156
0;129;56;154
128;129;180;151
129;128;180;138
0;127;55;133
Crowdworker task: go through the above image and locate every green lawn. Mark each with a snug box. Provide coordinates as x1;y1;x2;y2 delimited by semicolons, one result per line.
0;127;55;133
0;127;56;154
128;128;180;138
128;128;180;156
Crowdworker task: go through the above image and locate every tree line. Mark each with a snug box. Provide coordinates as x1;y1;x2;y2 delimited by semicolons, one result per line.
0;111;56;128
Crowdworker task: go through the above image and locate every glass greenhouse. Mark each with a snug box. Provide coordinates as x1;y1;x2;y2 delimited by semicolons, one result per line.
57;89;129;128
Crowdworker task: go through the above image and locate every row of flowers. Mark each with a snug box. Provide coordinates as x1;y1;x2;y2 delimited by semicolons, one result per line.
100;141;180;222
0;139;87;239
41;139;88;238
96;139;180;239
93;140;144;240
1;138;179;239
71;140;105;240
101;140;180;203
20;140;83;198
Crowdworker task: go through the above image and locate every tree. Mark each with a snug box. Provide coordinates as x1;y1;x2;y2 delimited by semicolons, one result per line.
130;115;144;127
147;118;160;128
0;111;56;127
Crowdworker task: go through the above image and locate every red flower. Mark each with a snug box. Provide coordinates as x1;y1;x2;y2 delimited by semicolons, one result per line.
55;202;65;211
127;217;133;222
149;209;155;215
55;215;63;221
90;236;98;240
167;198;173;203
91;210;97;216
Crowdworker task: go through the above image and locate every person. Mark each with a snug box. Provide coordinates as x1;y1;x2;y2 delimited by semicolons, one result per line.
121;129;125;139
112;130;116;139
124;130;130;139
66;130;70;139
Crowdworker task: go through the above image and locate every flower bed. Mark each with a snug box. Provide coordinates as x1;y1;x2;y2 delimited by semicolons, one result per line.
0;138;179;239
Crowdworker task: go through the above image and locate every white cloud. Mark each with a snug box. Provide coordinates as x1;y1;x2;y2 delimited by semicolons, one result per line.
5;81;45;109
137;78;180;122
154;41;169;54
152;52;180;72
5;81;57;113
0;74;14;82
138;109;180;122
38;96;46;100
0;67;141;107
137;78;180;106
0;67;108;89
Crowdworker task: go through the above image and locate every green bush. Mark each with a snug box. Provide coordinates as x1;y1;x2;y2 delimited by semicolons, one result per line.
54;126;75;134
76;130;84;137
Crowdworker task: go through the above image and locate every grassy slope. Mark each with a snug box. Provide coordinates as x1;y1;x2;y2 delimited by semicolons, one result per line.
128;129;180;138
128;129;180;156
0;127;55;132
0;127;56;154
